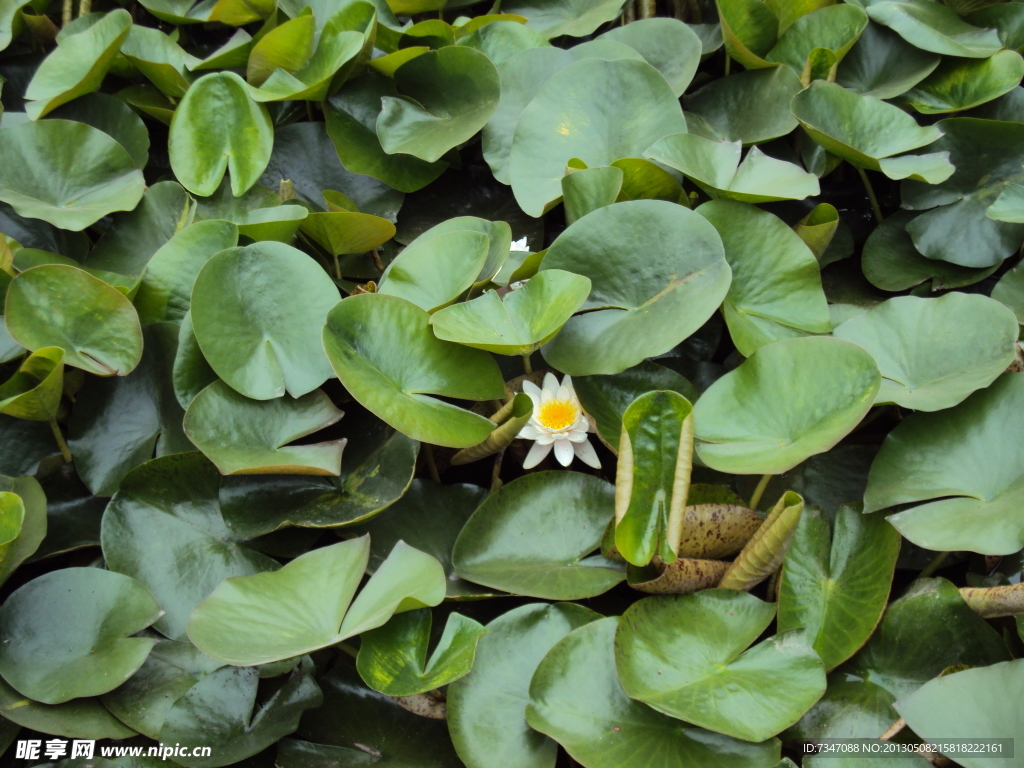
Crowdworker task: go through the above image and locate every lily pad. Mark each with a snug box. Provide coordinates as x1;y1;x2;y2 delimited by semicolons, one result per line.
322;293;505;449
447;602;601;768
0;119;145;230
684;66;803;145
0;568;160;704
697;200;831;356
0;474;46;587
5;264;143;376
187;536;446;666
429;270;591;356
894;660;1024;768
120;25;198;99
867;0;1004;58
836;21;940;99
648;134;819;203
528;616;784;767
102;452;280;640
499;0;628;39
377;230;490;311
48;92;150;170
539;200;731;376
901;118;1024;268
452;471;624;600
0;346;63;421
864;373;1024;555
993;260;1024;323
0;676;136;739
356;609;486;696
615;591;826;742
833;293;1018;411
24;9;132;119
325;73;448;194
509;57;687;217
778;504;901;671
842;577;1010;700
377;46;500;164
183;381;345;476
190;242;339;400
598;17;702;96
67;323;193;496
217;409;417;536
694;337;880;475
766;4;869;73
901;51;1024;114
168;72;274;197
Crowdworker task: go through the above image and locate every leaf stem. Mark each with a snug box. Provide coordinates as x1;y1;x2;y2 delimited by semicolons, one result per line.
748;473;772;511
855;166;884;224
336;641;358;659
522;354;533;374
370;248;384;272
61;0;73;27
48;419;72;463
423;445;441;484
78;0;90;16
332;253;342;280
724;52;731;77
490;448;504;492
919;550;951;579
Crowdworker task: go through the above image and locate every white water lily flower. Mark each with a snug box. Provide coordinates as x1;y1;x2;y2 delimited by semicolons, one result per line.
517;372;601;469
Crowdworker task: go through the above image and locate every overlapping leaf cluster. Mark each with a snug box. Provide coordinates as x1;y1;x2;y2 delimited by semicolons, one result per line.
0;0;1023;766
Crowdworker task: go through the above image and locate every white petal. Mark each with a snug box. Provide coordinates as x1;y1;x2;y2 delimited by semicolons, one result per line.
518;424;544;440
571;412;590;432
522;441;553;469
573;438;601;468
535;432;557;445
553;439;575;466
522;380;543;400
566;429;589;443
556;383;573;402
542;372;560;394
561;375;574;392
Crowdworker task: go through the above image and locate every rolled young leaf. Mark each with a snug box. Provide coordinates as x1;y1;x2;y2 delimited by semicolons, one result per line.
718;490;805;591
450;392;532;466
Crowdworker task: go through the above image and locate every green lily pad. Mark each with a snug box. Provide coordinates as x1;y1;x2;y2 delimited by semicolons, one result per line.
102;452;280;640
528;616;784;768
325;73;448;194
836;21;940;99
792;81;947;181
694;337;880;475
901;118;1024;268
894;660;1024;768
598;17;702;96
403;215;513;289
134;220;239;325
767;4;869;73
614;390;694;567
778;505;901;671
5;264;143;376
356;609;486;696
187;536;446;666
0;474;46;587
452;471;624;600
376;46;500;164
615;591;826;742
29;463;106;561
447;602;601;768
539;200;731;376
191;242;339;400
867;0;1004;58
0;120;145;231
833;293;1018;411
573;361;699;450
785;674;904;745
458;19;548;68
67;323;193;496
482;40;643;185
500;0;628;39
172;311;217;410
648;134;819;203
842;577;1010;700
377;230;490;311
429;270;591;356
0;676;136;739
357;479;493;600
120;25;199;98
245;14;315;87
0;492;23;548
24;9;131;119
0;346;63;421
901;50;1024;114
0;568;160;704
864;373;1024;555
684;66;803;145
183;381;345;476
509;57;687;217
322;293;505;449
993;260;1024;323
48;92;151;170
716;0;779;68
217;409;417;536
85;181;194;280
988;181;1024;223
561;165;623;224
697;200;830;356
861;210;998;291
168;72;274;197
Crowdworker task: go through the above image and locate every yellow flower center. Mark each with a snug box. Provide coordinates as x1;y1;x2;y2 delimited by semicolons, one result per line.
536;399;579;431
